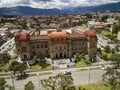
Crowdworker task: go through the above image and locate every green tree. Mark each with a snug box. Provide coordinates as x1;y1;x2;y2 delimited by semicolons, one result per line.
102;68;120;90
24;81;34;90
0;78;13;90
111;48;115;54
6;85;13;90
9;61;27;77
17;63;27;77
34;50;46;61
112;24;120;34
110;54;120;63
102;54;108;61
38;61;50;69
0;53;11;64
97;48;101;53
19;20;28;29
9;61;19;76
115;45;119;52
57;74;73;90
104;45;111;53
67;86;76;90
41;74;74;90
0;78;6;90
41;75;58;90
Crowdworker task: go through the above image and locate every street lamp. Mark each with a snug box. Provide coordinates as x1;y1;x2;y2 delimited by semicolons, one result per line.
36;73;40;90
9;71;15;90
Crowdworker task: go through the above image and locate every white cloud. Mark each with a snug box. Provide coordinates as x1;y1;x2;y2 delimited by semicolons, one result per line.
0;0;119;9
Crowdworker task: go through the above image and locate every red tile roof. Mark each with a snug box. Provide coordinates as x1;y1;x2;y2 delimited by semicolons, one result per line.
70;33;86;39
30;36;49;40
15;33;30;42
84;30;97;38
49;29;70;40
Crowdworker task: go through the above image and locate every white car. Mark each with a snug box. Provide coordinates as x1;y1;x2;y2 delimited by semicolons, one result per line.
63;71;71;75
101;64;107;70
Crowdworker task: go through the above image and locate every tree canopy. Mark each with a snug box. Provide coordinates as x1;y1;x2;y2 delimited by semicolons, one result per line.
0;78;6;90
9;61;27;77
110;54;120;62
41;74;73;90
34;50;46;61
41;75;58;90
0;53;11;64
24;81;34;90
57;74;73;90
102;68;120;90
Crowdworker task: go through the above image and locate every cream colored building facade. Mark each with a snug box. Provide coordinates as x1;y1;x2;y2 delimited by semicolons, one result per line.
15;28;97;63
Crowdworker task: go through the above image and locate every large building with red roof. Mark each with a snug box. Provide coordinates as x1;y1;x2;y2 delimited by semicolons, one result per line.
15;27;97;63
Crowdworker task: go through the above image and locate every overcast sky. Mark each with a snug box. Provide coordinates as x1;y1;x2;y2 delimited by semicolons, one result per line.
0;0;120;9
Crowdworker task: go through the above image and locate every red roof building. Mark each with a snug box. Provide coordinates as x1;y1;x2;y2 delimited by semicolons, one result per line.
84;30;97;38
15;28;97;63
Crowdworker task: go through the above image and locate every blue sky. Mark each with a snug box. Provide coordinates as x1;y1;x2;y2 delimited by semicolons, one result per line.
0;0;119;9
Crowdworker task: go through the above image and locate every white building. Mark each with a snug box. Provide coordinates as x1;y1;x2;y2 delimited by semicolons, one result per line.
107;18;119;24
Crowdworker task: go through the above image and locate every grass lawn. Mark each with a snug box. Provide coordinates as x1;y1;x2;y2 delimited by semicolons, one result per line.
30;64;51;71
101;31;117;39
55;83;111;90
101;51;112;60
75;82;111;90
75;59;91;67
77;67;101;71
102;31;112;36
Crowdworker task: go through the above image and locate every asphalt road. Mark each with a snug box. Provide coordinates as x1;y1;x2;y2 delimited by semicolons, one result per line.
5;69;104;90
97;34;116;49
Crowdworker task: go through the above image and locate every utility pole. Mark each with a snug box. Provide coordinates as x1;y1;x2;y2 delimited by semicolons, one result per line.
10;71;15;90
36;73;40;90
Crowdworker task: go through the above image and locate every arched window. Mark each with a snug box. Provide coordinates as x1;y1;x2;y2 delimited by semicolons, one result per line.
56;53;58;58
24;54;27;59
64;52;66;58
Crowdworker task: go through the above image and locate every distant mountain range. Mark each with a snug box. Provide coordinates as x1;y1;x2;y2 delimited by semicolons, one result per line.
0;2;120;16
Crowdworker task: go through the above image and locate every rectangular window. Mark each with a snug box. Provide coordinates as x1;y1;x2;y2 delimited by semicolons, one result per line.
37;44;39;48
60;46;62;50
22;46;27;52
64;46;66;49
32;45;35;49
45;43;48;48
41;44;43;48
56;46;58;50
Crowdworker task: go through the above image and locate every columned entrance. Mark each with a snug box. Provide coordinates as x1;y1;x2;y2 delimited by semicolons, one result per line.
54;52;69;59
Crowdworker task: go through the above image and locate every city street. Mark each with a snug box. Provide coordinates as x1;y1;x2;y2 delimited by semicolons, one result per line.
5;69;104;90
97;34;116;49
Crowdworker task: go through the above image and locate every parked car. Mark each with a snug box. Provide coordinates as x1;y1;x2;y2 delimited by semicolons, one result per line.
101;64;107;70
64;71;71;75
